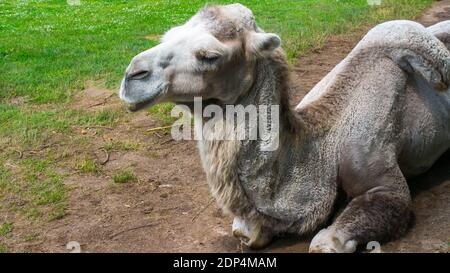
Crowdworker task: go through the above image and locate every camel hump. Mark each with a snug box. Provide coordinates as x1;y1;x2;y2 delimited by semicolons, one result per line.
353;20;450;92
297;20;450;113
428;20;450;49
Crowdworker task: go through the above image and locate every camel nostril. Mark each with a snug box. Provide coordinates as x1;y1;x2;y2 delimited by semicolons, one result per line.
127;70;150;80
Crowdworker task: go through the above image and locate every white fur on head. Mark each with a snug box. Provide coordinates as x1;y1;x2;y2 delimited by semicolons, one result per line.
120;3;284;109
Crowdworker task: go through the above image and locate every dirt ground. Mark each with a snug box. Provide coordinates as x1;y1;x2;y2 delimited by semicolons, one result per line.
6;1;450;253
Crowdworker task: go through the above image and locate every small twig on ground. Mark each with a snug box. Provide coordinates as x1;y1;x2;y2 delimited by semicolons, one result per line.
146;125;173;132
161;138;174;145
67;170;81;176
33;144;52;151
99;148;110;165
16;142;58;159
83;125;114;130
4;162;18;169
110;223;158;239
191;197;214;222
87;93;114;108
15;150;23;159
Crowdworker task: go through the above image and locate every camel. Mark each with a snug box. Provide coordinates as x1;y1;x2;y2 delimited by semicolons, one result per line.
119;4;450;252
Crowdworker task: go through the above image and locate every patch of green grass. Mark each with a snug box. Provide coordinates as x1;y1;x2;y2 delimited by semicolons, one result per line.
76;159;99;174
48;203;67;221
0;105;70;147
0;107;123;150
33;172;66;206
112;170;136;184
0;162;12;193
0;244;8;253
0;222;12;236
24;233;39;242
104;141;140;152
0;157;67;222
148;103;177;125
25;208;43;220
246;0;434;61
22;158;50;173
64;109;122;127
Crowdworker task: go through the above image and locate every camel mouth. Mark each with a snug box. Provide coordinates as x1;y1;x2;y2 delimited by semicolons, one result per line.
126;93;162;112
120;80;167;112
127;98;157;112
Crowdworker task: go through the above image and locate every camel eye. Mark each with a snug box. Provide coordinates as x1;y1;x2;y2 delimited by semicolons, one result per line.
200;55;220;63
196;51;221;64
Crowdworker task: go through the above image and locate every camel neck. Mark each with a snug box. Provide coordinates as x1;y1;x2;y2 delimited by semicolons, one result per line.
196;54;337;229
224;56;337;226
233;54;299;135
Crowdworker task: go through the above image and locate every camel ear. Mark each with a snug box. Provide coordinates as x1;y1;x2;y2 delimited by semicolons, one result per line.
248;32;281;56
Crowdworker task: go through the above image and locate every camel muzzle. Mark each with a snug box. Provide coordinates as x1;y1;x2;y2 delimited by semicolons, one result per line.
119;75;167;112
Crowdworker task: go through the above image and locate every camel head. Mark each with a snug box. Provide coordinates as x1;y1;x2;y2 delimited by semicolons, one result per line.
119;3;281;111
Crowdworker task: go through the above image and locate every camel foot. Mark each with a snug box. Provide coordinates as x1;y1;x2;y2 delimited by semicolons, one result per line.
232;217;272;249
309;227;357;253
